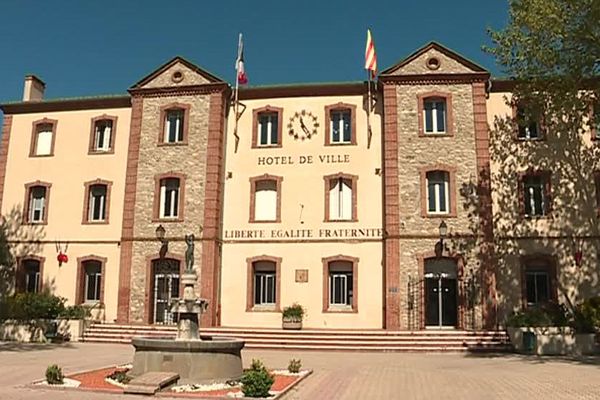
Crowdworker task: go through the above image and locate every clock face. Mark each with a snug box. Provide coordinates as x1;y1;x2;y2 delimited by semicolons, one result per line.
287;109;319;141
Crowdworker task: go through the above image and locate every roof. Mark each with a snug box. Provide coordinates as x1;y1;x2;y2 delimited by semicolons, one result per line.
0;94;131;114
130;56;225;89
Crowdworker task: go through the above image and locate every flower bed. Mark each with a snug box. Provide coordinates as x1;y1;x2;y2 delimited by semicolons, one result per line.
31;365;311;398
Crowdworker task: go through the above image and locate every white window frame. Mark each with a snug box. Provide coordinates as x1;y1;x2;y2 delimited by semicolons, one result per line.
423;99;447;134
254;271;276;306
164;109;184;143
523;176;546;216
426;171;450;215
159;178;180;219
28;186;46;223
330;109;352;144
88;185;107;222
328;261;353;308
258;112;279;146
329;177;353;221
84;262;102;302
94;120;112;151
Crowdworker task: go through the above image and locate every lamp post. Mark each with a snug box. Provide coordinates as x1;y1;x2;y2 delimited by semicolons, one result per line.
156;224;168;259
435;220;447;258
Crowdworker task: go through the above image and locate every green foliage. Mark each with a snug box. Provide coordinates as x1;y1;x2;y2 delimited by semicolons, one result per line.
241;358;274;398
486;0;600;135
45;364;64;385
59;305;91;320
287;358;302;374
107;369;132;385
0;292;66;321
572;296;600;333
282;303;305;321
505;302;569;327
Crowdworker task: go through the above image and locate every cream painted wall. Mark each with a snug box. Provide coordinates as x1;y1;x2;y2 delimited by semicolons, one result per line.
3;107;131;322
221;94;383;328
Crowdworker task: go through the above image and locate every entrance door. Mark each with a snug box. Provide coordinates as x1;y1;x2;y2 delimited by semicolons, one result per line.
152;259;180;324
424;258;458;328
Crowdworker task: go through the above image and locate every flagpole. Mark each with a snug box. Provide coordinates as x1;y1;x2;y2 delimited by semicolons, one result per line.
366;71;373;149
233;33;242;153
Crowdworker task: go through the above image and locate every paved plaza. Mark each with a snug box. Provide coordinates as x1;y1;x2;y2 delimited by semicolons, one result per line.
0;342;599;399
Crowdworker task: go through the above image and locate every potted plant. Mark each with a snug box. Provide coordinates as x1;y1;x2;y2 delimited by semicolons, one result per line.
282;303;304;330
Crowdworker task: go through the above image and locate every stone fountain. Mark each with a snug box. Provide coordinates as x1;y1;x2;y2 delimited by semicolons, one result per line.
130;233;244;384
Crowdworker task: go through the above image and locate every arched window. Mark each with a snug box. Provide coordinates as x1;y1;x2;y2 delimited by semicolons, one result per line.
83;180;112;223
30;119;57;157
159;103;190;144
17;257;43;293
89;115;117;153
24;181;52;224
324;173;358;221
325;103;357;145
250;175;282;222
322;256;358;312
246;256;281;311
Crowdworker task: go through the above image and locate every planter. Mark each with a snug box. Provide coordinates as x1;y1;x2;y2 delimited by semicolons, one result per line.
506;327;598;355
0;318;88;343
57;318;88;342
282;319;302;330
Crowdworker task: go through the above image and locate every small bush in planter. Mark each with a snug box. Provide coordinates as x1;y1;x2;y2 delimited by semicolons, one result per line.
505;302;569;327
107;369;132;385
241;358;274;398
45;364;64;385
572;297;600;333
282;303;305;322
59;305;91;320
288;358;302;374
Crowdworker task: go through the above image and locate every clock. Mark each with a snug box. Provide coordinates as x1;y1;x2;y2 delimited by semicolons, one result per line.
287;109;319;141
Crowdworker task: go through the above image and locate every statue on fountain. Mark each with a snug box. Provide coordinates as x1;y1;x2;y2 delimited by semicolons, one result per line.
184;234;195;274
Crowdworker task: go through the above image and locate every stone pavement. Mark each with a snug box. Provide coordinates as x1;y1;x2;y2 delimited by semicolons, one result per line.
0;341;599;399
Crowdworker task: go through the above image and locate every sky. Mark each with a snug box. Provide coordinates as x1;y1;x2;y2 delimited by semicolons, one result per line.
0;0;510;127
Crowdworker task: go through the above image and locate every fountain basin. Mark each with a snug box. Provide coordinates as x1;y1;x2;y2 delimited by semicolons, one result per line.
131;336;245;384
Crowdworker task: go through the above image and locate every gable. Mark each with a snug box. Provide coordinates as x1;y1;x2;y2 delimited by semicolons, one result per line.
132;57;224;90
381;42;487;76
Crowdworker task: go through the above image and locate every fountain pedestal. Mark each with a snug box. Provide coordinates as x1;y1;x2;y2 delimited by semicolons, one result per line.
131;267;244;384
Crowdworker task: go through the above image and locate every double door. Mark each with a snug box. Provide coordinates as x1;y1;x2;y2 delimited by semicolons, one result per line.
152;260;180;324
425;276;457;327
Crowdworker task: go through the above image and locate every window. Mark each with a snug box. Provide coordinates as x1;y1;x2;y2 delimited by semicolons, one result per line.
323;256;358;312
522;257;556;307
516;106;541;140
423;99;447;133
21;259;41;293
164;109;184;143
246;256;281;311
159;178;181;219
525;270;549;306
325;174;357;221
258;113;279;146
522;173;551;217
83;260;102;302
325;103;356;145
252;106;283;148
253;261;276;306
25;184;50;224
418;93;453;136
86;184;108;222
426;171;450;214
91;118;115;152
30;119;56;157
250;175;282;222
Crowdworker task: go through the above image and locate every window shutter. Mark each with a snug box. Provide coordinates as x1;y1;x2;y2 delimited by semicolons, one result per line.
255;181;277;221
544;172;552;214
36;129;53;155
329;179;340;219
341;179;353;220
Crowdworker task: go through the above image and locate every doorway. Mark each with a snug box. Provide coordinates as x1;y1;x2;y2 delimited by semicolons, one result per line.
424;257;458;328
151;258;180;324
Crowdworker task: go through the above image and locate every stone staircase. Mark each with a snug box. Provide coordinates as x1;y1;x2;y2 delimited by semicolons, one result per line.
83;323;513;352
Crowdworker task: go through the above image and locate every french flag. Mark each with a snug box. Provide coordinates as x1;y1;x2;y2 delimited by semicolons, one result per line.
236;34;248;85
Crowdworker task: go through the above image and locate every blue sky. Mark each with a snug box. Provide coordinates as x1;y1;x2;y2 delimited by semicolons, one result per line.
0;0;509;126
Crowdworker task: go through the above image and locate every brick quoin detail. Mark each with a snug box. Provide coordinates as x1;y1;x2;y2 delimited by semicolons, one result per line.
117;96;143;323
383;83;401;330
200;91;227;327
472;82;497;329
0;115;13;213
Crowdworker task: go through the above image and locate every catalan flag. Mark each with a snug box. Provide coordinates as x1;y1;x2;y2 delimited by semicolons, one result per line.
365;29;377;78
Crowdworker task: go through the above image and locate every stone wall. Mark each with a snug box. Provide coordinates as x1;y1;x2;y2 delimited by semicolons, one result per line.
128;94;211;323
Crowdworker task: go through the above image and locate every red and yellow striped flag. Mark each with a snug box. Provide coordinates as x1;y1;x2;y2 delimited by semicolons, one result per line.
365;29;377;78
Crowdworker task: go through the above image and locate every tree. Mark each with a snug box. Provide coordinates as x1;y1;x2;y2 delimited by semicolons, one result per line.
486;0;600;128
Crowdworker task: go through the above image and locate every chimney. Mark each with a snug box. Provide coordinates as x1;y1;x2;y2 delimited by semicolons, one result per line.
23;75;45;102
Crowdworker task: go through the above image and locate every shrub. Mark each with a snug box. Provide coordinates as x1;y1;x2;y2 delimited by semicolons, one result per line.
107;369;132;385
59;305;91;320
282;303;305;322
0;292;66;321
241;358;274;398
287;358;302;374
572;297;600;333
505;302;569;327
45;364;64;385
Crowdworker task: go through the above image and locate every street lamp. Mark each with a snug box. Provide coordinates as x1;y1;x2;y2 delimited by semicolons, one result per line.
155;224;166;242
435;220;447;258
155;224;168;259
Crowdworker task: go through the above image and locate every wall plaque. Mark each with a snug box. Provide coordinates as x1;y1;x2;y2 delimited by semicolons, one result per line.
295;269;308;283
